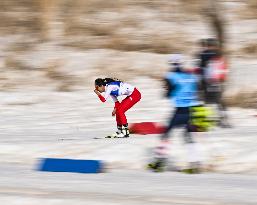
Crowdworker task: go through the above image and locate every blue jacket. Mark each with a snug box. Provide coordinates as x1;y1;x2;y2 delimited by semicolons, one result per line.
165;71;200;107
108;81;121;96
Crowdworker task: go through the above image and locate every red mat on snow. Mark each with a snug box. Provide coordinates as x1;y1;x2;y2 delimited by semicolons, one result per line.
129;122;166;135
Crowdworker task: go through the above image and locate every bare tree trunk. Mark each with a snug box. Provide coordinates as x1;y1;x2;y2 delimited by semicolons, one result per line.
206;0;225;53
39;0;56;41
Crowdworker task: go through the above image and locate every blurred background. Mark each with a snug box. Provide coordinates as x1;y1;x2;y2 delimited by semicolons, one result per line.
0;0;256;101
0;1;257;204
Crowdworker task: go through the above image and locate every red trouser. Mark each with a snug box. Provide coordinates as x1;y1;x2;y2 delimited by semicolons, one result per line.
115;88;141;125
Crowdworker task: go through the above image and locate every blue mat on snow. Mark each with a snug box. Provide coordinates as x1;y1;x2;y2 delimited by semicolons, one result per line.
38;158;104;173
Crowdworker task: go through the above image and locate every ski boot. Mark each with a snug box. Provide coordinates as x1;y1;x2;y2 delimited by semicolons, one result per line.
106;124;130;138
147;158;166;172
181;162;201;174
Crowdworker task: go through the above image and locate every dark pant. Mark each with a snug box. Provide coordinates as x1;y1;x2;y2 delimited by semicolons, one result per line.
202;82;229;125
161;107;193;143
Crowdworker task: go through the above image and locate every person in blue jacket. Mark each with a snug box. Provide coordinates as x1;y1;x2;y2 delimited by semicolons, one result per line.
148;54;202;173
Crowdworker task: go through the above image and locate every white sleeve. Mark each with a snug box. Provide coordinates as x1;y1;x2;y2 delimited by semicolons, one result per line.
104;85;118;100
111;95;118;102
103;86;112;100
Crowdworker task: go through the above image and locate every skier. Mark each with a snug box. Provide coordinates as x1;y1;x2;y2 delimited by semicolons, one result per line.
148;54;203;173
94;78;141;138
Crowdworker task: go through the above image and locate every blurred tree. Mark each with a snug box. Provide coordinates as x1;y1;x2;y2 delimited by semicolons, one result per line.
39;0;56;41
206;0;225;53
